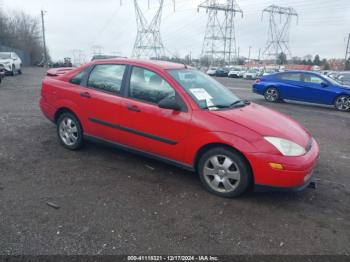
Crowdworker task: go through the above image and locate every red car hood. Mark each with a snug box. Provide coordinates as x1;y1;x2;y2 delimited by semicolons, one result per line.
211;103;310;147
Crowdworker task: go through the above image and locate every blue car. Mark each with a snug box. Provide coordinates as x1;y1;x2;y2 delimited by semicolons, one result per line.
252;71;350;111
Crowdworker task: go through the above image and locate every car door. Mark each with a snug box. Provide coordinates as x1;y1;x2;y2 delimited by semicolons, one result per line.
119;66;191;163
276;72;304;100
301;73;335;104
78;64;129;143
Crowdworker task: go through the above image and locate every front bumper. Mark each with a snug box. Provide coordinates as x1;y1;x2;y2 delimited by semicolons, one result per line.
247;137;320;191
0;64;12;73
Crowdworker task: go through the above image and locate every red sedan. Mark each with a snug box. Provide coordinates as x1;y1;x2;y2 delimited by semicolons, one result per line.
40;59;319;198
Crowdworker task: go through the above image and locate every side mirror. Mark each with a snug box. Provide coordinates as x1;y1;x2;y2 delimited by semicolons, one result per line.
158;97;181;111
321;82;328;88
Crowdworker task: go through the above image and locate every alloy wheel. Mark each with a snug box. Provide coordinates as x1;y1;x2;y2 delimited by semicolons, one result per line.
264;88;279;102
59;117;79;146
335;96;350;111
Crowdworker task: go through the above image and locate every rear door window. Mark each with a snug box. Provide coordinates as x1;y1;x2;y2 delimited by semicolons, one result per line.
87;64;126;94
278;73;302;81
70;70;87;85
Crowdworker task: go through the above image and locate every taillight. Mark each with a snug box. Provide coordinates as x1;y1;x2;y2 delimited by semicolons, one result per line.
255;78;261;84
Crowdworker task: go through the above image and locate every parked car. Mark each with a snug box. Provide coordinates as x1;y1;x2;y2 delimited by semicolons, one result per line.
228;68;245;78
337;73;350;86
215;67;229;77
253;71;350;111
40;59;319;198
263;69;278;76
243;69;259;80
206;67;217;76
0;52;22;76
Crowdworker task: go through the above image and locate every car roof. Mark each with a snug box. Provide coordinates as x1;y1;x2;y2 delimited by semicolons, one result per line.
278;70;320;74
92;58;187;70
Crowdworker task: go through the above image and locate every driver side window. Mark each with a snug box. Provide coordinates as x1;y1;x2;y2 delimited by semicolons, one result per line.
129;67;175;104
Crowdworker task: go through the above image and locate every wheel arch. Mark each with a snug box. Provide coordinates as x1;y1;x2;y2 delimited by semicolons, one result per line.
54;107;82;130
333;93;350;103
193;142;254;184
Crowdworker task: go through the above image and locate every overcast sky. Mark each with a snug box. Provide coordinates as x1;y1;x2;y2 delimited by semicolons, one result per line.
2;0;350;61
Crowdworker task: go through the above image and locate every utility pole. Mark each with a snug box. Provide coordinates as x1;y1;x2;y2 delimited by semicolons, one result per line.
199;0;243;66
258;48;261;62
247;46;251;68
262;5;298;63
41;10;48;67
345;33;350;70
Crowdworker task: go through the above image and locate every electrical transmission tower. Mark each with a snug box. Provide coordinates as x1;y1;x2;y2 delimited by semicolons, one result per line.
132;0;175;59
199;0;243;66
262;5;298;62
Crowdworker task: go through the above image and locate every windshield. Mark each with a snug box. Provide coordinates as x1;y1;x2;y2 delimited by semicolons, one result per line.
322;74;341;85
0;53;11;59
248;69;257;73
168;69;242;110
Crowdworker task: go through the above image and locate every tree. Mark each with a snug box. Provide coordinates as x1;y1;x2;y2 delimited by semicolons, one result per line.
277;52;287;65
0;10;46;64
321;58;330;70
313;55;321;66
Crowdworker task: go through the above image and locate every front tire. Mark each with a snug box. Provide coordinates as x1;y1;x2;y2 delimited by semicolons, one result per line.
264;87;280;102
198;147;252;198
18;65;22;75
11;65;16;76
57;113;84;150
334;95;350;112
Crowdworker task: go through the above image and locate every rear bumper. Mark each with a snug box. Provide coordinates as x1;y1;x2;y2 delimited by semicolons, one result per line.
39;97;56;122
247;138;320;190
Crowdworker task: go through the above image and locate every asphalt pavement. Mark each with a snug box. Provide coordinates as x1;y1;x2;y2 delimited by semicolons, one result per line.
0;68;349;255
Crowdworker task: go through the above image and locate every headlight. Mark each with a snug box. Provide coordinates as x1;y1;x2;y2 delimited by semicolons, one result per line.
4;62;10;65
264;137;306;156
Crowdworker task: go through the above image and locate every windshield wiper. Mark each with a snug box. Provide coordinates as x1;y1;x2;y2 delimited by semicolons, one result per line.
204;100;251;110
230;100;250;108
204;104;230;110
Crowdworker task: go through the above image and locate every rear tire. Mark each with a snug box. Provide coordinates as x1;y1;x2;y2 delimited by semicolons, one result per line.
18;66;22;75
198;147;252;198
334;95;350;112
57;113;84;150
264;87;280;102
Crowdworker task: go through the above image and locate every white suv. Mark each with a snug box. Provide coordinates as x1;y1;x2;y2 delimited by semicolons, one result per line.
0;52;22;76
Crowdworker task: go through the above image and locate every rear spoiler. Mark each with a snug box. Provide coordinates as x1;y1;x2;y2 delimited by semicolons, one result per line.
46;67;76;77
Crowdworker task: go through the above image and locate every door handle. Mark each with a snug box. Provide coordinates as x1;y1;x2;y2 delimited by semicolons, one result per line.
80;92;91;98
127;104;141;112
